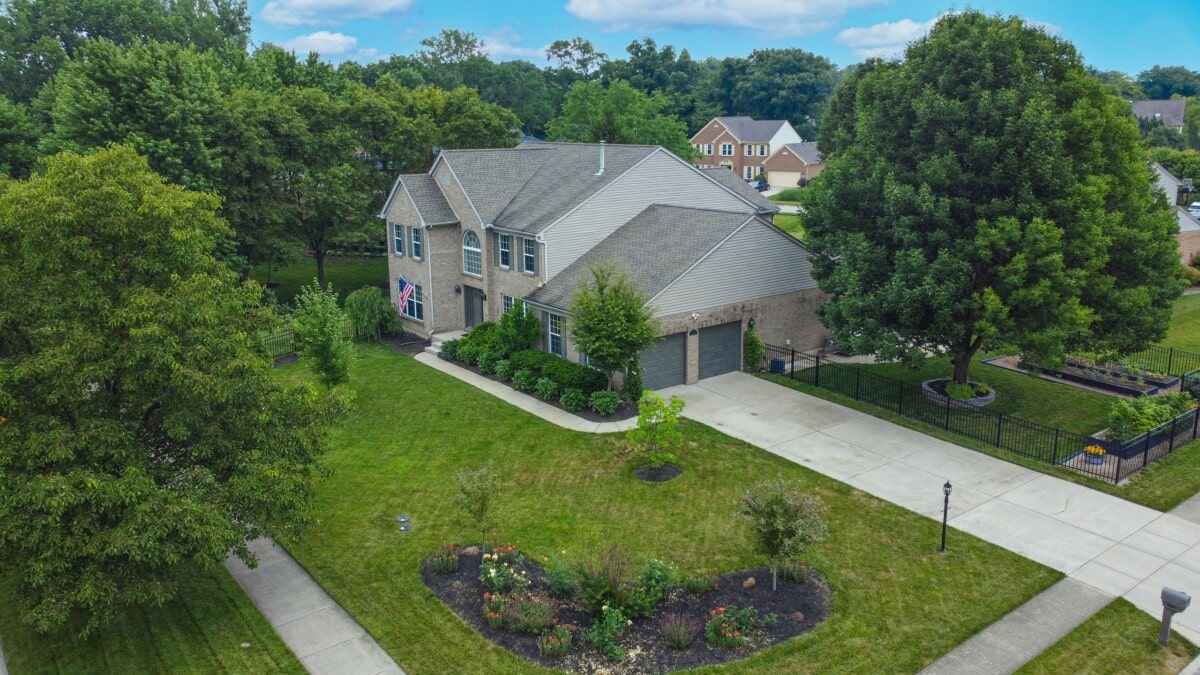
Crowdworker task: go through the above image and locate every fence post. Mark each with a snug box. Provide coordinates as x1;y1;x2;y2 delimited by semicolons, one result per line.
897;382;904;415
1194;406;1199;442
1052;428;1060;464
1167;417;1178;455
1168;347;1174;376
854;367;862;401
1114;453;1122;485
944;395;951;430
814;351;821;388
1142;432;1152;469
790;348;796;382
996;413;1004;447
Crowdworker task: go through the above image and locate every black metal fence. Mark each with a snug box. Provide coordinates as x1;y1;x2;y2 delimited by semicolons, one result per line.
1118;345;1200;378
262;325;357;360
759;343;1200;484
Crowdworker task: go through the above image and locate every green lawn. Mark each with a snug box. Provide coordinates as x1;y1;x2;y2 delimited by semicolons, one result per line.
774;213;806;242
0;567;302;674
278;343;1059;674
1017;598;1198;674
1163;293;1200;353
250;255;388;306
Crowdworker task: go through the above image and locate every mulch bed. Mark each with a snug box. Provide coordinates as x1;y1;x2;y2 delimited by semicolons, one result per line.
422;551;829;674
381;333;432;354
633;463;683;483
438;355;638;423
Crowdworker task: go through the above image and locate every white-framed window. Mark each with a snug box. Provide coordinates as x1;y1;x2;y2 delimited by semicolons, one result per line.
744;144;753;156
720;143;733;156
399;279;423;320
410;227;422;259
391;222;404;256
692;143;701;153
548;313;564;356
758;144;768;156
502;294;514;314
744;166;754;179
522;238;536;274
705;143;713;155
497;233;511;268
760;164;766;177
463;231;482;276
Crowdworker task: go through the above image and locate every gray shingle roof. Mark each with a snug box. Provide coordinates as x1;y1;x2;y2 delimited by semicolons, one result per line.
525;205;756;311
437;148;553;224
699;168;779;213
782;141;823;165
1132;100;1187;127
1151;163;1199;233
400;174;457;225
716;116;791;142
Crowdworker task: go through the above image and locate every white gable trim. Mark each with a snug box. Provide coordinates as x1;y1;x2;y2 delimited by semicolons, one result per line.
378;174;406;219
438;154;485;228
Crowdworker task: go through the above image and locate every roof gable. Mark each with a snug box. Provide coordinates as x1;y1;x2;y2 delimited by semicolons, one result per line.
716;116;791;142
1132;100;1187;127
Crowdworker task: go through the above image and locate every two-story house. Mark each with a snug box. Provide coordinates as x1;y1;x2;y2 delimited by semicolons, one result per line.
1132;100;1187;134
762;142;824;188
379;142;828;389
689;117;804;180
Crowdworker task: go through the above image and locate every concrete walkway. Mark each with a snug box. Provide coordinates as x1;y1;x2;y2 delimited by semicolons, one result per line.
225;538;404;675
0;634;8;675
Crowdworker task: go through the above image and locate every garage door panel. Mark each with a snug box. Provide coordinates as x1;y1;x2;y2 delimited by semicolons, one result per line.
640;333;685;390
699;322;741;379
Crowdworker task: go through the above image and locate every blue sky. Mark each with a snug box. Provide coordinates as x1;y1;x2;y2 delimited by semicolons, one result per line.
248;0;1200;76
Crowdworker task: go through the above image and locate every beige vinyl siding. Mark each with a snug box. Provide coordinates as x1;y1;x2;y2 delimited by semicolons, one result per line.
543;152;755;277
649;222;817;316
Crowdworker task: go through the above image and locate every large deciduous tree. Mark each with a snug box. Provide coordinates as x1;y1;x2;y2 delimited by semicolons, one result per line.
0;146;341;634
805;11;1184;385
569;262;661;390
546;80;693;159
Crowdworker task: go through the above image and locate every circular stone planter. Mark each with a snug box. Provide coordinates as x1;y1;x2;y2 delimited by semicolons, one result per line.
921;378;996;407
634;462;682;482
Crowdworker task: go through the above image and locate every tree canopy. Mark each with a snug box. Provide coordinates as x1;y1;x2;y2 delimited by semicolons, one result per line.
546;79;693;158
0;146;341;634
805;11;1184;385
569;262;661;390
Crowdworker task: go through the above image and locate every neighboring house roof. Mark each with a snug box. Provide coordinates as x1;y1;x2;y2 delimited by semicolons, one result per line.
525;205;763;311
1132;100;1187;128
1151;162;1200;233
700;168;779;213
714;116;791;142
400;173;458;225
783;142;823;165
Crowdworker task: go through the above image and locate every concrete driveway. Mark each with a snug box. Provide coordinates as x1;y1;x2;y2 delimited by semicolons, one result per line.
661;372;1200;644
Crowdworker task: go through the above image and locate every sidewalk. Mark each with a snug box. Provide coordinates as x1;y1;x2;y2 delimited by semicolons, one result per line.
225;538;404;675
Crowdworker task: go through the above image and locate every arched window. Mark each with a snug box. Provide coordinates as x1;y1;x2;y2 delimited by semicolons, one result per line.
463;231;482;276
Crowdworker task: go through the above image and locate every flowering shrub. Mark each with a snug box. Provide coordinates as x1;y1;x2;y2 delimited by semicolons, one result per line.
490;542;523;566
683;567;719;594
626;558;675;617
480;554;530;594
482;592;509;629
705;605;776;648
542;553;577;600
1084;444;1105;457
582;606;629;662
427;544;461;574
507;594;557;634
659;611;700;649
537;624;572;658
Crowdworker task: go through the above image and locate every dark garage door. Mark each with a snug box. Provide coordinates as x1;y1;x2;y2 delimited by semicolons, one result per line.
699;322;741;379
639;333;686;390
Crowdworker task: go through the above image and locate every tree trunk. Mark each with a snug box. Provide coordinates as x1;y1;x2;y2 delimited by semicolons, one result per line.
314;250;327;290
950;336;984;384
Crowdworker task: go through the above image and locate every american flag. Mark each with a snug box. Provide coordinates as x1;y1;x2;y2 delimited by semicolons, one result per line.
398;276;415;308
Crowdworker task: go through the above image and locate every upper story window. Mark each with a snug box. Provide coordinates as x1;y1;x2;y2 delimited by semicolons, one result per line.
410;227;422;260
391;222;404;256
463;231;482;276
744;166;753;179
744;144;753;156
720;143;733;156
705;143;713;155
497;233;512;268
522;238;536;274
758;144;768;156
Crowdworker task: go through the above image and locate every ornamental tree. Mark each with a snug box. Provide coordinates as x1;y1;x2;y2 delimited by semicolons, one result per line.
569;262;661;391
0;146;341;635
293;280;354;388
740;477;826;591
805;11;1184;385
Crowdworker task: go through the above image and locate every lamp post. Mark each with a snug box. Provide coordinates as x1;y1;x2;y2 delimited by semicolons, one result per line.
939;480;952;553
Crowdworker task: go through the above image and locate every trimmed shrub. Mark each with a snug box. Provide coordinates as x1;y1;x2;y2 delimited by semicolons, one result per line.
508;350;607;394
439;339;460;361
945;382;976;401
621;367;643;403
477;348;501;375
560;388;587;412
772;187;805;201
456;341;479;365
743;326;763;372
590;390;620;415
535;377;560;400
1179;265;1200;286
496;299;541;356
512;368;538;392
494;359;514;381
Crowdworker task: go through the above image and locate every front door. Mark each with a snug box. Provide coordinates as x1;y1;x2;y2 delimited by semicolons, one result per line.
464;286;484;328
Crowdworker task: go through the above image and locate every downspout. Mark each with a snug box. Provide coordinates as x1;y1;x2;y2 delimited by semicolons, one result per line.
426;225;435;339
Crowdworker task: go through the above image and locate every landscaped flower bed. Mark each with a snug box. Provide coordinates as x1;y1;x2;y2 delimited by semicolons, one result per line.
422;546;829;674
1028;357;1180;397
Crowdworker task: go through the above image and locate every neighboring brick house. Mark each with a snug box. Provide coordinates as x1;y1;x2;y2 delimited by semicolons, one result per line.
378;142;829;388
763;142;824;188
689;116;803;180
1153;162;1200;264
1132;100;1187;134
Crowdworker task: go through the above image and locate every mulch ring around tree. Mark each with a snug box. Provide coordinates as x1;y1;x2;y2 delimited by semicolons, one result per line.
422;551;829;674
633;463;683;483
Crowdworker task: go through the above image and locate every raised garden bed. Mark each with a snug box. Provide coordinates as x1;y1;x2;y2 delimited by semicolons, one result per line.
920;378;996;407
1029;358;1180;397
423;548;829;674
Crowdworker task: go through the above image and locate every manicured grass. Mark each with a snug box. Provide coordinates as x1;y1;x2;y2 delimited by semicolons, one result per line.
768;187;807;203
278;344;1060;674
762;372;1200;511
848;355;1113;436
1016;598;1198;674
1163;294;1200;353
774;213;806;242
0;567;302;674
250;255;388;305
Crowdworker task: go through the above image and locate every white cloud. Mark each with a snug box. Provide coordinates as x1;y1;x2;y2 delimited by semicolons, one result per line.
261;0;413;27
283;31;358;55
1025;19;1062;35
565;0;884;37
479;26;546;61
836;15;943;59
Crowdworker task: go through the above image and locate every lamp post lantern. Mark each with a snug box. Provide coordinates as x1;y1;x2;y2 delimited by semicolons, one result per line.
939;480;952;553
